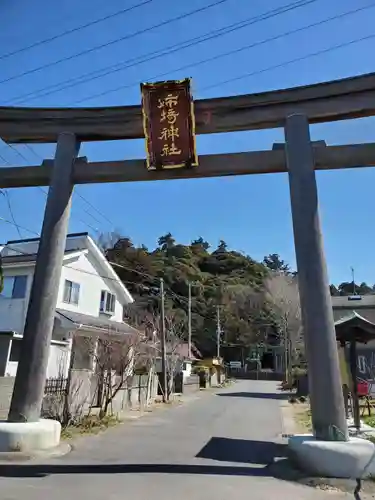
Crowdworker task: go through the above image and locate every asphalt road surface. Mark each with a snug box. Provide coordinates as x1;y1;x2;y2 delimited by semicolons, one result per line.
0;380;357;499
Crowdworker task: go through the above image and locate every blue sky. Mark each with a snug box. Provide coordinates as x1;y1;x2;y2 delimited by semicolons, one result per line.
1;0;375;285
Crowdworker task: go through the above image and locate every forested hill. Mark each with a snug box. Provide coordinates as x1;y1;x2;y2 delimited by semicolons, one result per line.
101;234;286;356
99;232;375;357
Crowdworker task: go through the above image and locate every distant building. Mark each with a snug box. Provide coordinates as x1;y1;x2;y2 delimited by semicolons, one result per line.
332;295;375;392
332;295;375;324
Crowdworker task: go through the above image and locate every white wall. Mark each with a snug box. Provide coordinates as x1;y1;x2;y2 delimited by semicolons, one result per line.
58;252;124;321
0;234;130;337
182;361;192;379
46;343;70;378
5;339;70;379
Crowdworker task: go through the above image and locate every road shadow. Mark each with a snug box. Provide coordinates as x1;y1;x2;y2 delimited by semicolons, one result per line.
216;392;290;400
0;462;274;478
197;437;287;465
1;440;360;495
0;437;289;479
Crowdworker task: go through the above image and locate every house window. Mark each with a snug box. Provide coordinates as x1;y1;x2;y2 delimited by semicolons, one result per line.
9;339;21;362
100;290;116;314
63;280;80;305
0;276;27;299
358;355;367;374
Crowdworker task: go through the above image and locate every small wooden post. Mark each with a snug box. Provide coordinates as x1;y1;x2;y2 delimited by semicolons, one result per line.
349;339;360;431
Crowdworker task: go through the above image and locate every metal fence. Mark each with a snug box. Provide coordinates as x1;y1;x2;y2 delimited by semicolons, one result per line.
44;377;68;395
228;369;283;381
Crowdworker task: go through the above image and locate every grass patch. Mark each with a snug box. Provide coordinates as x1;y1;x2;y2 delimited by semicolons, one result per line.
222;378;235;387
363;415;375;427
294;403;312;432
61;414;121;440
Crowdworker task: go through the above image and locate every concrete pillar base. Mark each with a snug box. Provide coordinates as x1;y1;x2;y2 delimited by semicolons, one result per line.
0;419;61;453
288;434;375;478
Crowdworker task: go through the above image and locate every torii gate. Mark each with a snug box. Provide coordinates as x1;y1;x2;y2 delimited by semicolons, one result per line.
2;71;375;441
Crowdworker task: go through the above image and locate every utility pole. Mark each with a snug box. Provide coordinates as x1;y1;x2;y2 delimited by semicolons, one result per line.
8;133;80;423
188;282;192;359
160;278;168;403
351;267;356;295
216;305;221;358
284;327;289;384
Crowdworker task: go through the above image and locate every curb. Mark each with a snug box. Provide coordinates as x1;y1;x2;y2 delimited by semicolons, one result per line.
0;442;71;462
279;400;298;438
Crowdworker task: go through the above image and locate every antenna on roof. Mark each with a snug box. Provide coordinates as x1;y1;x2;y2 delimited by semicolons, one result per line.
350;266;356;295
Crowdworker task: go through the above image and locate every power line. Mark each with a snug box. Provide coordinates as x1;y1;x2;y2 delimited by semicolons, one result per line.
0;190;22;239
0;144;100;234
0;0;230;86
74;191;115;227
0;152;28;238
0;217;39;236
8;0;316;104
0;0;152;62
70;2;374;105
0;152;11;165
201;31;375;92
3;243;159;289
2;240;223;325
23;144;116;228
24;145;104;226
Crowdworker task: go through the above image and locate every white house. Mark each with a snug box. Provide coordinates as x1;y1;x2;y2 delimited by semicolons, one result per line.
0;232;138;379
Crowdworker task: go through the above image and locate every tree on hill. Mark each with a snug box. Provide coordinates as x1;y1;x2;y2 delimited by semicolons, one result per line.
215;240;228;253
263;253;291;274
329;281;375;296
158;233;175;251
105;233;276;357
191;237;210;251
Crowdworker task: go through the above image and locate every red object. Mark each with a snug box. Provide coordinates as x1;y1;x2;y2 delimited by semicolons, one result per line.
357;380;369;397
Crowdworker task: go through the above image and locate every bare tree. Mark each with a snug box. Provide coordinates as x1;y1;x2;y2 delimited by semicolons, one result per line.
222;284;266;345
143;312;186;399
42;356;92;427
265;272;303;383
87;331;148;417
165;315;186;397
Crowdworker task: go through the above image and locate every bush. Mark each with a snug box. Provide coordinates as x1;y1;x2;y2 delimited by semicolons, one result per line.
292;367;307;378
364;416;375;428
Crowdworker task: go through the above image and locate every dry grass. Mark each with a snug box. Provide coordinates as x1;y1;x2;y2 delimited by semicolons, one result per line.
291;401;312;433
61;414;121;440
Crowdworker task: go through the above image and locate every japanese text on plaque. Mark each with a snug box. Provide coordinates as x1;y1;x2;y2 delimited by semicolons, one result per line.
141;79;198;170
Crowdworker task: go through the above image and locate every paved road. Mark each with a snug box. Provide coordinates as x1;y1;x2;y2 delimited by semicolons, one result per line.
0;380;355;499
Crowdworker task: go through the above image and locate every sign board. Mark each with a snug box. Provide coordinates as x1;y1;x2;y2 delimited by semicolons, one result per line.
141;78;198;171
229;361;242;369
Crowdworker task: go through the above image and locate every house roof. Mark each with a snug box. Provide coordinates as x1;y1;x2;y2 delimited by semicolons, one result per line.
1;249;81;265
335;311;375;344
85;235;133;305
332;295;375;325
159;342;202;359
333;307;375;325
332;295;375;309
6;232;88;245
172;342;202;360
56;308;139;336
1;232;134;305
